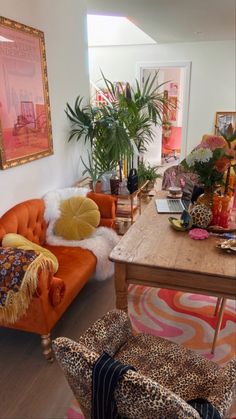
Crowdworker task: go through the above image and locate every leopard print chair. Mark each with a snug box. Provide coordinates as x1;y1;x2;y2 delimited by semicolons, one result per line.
53;310;236;419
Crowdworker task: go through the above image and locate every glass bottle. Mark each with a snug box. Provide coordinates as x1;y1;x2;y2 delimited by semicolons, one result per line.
211;194;221;226
219;196;230;228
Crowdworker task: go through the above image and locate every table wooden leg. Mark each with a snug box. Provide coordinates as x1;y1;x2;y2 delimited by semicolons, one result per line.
138;191;142;215
130;196;134;224
211;298;226;354
214;297;222;317
115;262;128;312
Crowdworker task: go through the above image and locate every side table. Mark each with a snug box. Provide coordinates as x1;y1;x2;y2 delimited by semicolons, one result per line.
115;181;149;224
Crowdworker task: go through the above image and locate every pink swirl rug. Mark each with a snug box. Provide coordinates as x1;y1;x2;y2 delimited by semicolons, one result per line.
66;286;236;419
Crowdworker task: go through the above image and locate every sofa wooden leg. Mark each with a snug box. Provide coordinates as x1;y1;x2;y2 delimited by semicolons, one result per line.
41;333;54;362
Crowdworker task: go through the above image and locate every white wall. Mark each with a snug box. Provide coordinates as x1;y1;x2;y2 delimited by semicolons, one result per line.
0;0;90;214
89;40;235;153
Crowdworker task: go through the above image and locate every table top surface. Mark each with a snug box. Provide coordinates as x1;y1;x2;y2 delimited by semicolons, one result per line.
110;195;236;280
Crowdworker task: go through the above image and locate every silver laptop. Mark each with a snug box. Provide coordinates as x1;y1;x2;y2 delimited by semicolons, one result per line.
155;198;185;214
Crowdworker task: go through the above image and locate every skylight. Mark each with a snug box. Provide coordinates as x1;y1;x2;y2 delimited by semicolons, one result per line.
0;35;14;42
87;14;156;47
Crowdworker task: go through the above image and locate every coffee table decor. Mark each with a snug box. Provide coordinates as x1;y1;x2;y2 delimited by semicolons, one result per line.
189;204;213;228
189;228;209;240
181;135;234;206
216;239;236;253
169;209;193;232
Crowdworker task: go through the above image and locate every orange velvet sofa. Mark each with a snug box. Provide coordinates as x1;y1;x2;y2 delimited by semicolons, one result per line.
0;191;117;361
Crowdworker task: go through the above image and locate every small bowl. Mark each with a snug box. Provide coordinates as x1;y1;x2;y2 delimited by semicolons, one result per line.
168;186;182;197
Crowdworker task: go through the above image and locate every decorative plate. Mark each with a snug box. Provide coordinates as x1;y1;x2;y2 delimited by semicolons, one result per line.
189;228;209;240
169;210;193;232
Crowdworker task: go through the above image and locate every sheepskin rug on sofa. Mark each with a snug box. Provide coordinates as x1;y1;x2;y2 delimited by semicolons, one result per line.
43;187;119;281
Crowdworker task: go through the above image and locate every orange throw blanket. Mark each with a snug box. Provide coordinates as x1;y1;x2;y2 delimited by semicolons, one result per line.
0;247;52;323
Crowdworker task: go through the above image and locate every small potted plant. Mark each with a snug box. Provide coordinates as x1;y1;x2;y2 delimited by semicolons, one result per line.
138;162;162;191
81;152;103;192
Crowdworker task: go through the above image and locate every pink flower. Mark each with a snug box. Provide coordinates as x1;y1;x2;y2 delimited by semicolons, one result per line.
200;135;227;151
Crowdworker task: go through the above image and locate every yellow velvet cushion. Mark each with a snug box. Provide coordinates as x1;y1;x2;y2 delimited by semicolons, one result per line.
2;233;59;273
53;196;100;240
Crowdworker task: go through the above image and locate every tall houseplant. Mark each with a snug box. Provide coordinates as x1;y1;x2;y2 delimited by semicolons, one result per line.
65;96;132;178
102;72;171;154
65;72;171;180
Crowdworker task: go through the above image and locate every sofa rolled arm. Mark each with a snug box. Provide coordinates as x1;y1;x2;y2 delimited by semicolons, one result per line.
87;191;117;220
35;270;65;308
48;277;66;308
79;309;133;356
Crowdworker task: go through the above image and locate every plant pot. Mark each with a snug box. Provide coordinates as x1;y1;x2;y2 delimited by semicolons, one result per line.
142;180;155;193
147;180;155;191
89;180;102;193
110;178;120;195
95;181;102;193
100;172;114;193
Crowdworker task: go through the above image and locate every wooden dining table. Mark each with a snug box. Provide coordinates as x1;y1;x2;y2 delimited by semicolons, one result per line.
109;194;236;353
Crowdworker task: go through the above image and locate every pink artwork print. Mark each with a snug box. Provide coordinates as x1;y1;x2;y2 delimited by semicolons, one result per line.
0;17;53;169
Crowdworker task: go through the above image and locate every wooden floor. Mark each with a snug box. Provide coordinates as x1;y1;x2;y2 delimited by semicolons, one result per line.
0;277;116;419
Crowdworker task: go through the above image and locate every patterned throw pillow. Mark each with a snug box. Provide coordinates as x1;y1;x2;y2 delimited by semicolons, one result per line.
53;196;100;240
2;233;59;273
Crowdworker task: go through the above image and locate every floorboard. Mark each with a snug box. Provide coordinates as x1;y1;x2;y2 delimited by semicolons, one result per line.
0;276;116;419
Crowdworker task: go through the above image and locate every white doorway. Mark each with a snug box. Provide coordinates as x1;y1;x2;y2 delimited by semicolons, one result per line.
137;61;191;167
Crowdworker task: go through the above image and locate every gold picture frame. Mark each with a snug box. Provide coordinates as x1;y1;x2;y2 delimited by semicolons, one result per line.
0;16;53;169
215;111;236;136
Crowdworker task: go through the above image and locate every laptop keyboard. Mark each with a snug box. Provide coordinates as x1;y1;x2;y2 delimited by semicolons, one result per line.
167;199;185;212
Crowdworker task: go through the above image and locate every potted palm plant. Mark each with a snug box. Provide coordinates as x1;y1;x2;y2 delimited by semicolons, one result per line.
102;71;171;156
65;95;132;182
65;72;171;191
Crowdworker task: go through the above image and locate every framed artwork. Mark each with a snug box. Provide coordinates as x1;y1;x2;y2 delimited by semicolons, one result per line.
215;111;236;136
0;16;53;169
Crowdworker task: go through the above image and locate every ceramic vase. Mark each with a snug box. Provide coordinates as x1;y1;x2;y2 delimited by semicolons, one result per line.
196;186;217;208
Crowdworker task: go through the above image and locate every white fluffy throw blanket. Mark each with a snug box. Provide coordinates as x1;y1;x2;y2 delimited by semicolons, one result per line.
43;187;119;281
